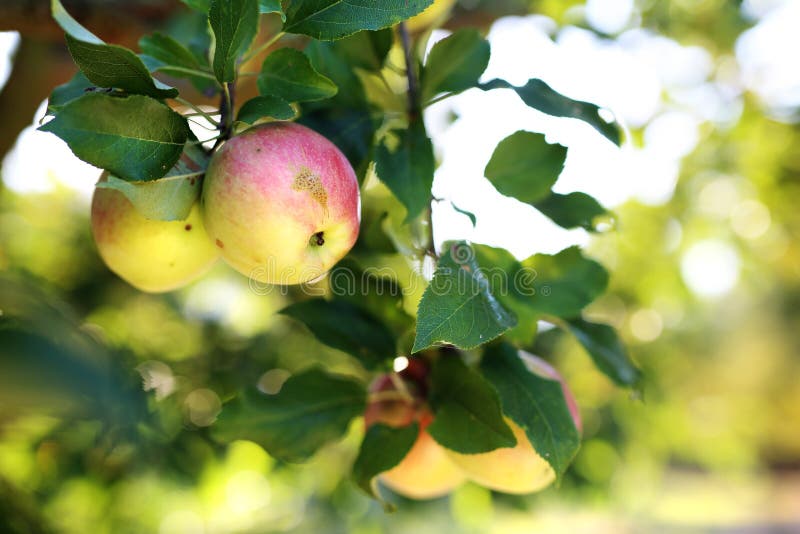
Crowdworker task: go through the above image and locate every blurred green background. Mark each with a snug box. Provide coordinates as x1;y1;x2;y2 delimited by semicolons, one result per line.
1;0;799;532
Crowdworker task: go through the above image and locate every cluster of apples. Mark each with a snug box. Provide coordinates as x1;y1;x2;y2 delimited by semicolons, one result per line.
365;352;582;499
91;122;361;292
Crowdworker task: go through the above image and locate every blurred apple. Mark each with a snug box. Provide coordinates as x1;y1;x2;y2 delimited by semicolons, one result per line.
444;351;582;494
91;176;219;293
202;122;360;286
364;367;466;499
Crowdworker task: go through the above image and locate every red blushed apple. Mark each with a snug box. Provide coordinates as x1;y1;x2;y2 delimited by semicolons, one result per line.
444;351;582;494
364;374;465;500
201;122;360;286
91;178;219;293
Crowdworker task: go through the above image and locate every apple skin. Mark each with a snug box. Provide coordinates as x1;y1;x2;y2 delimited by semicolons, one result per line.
91;179;219;293
407;0;456;32
201;122;360;286
444;351;582;494
364;373;465;500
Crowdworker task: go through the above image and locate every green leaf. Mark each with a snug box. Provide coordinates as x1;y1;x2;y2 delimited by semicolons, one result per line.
332;29;393;72
305;38;368;109
258;48;338;103
47;71;93;113
485;131;567;204
481;342;580;480
427;355;516;453
422;29;490;102
451;202;477;227
139;33;218;93
280;299;396;370
352;423;418;501
140;33;207;73
181;0;210;13
209;0;259;83
212;368;366;462
0;276;145;422
413;241;516;352
480;78;621;146
51;0;102;44
237;95;296;123
95;144;208;221
374;120;434;222
63;35;178;99
282;0;435;40
298;107;376;178
565;318;642;386
39;93;189;182
468;244;539;345
519;247;609;319
534;192;610;232
259;0;285;18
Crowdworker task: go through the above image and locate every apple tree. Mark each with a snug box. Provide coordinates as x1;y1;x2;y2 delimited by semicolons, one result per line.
31;0;642;507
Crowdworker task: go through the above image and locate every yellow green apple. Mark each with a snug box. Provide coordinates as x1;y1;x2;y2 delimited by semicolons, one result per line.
201;122;360;286
444;351;582;494
91;177;220;293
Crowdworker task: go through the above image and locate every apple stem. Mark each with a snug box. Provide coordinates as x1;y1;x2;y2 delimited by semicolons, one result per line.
312;232;325;247
388;372;415;403
368;390;415;404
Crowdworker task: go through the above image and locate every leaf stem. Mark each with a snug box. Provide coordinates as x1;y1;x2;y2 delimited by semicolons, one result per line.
158;66;218;81
387;372;415;404
151;170;206;182
175;98;221;126
424;91;456;108
242;31;286;63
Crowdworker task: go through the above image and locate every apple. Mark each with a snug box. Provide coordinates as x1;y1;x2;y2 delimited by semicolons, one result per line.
444;351;582;494
364;370;465;499
91;177;220;293
406;0;456;32
201;122;360;286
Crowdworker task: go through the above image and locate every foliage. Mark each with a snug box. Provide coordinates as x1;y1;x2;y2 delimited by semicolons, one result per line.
0;0;664;526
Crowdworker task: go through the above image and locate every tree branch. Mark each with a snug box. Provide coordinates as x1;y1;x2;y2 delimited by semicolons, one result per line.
398;22;421;121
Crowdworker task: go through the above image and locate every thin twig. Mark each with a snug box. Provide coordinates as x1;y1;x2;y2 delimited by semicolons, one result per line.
213;82;235;150
398;22;421;121
399;22;438;259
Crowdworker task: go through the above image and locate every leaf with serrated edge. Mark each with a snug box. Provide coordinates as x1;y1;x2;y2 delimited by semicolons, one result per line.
237;95;296;123
39;93;189;182
96;144;208;221
565;318;642;387
413;241;516;352
258;48;338;103
422;29;490;102
374;120;434;222
51;0;102;44
352;423;418;502
481;342;580;480
534;192;609;231
210;0;259;83
212;368;366;462
427;355;516;453
282;0;434;40
480;78;621;146
280;299;396;370
485;131;567;205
